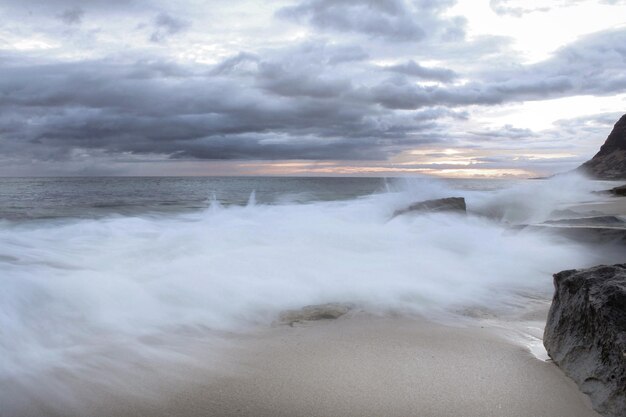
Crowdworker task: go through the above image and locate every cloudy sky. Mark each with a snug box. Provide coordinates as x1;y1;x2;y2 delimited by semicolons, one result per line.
1;0;625;177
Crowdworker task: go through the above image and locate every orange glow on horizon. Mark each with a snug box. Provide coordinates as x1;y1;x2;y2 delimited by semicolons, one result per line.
233;160;536;178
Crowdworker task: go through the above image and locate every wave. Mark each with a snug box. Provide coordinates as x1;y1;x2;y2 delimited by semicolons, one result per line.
0;174;619;401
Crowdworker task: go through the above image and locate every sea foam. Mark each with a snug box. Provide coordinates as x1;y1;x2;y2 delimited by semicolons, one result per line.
0;174;617;388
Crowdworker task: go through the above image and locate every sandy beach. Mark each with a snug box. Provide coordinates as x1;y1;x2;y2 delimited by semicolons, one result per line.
9;312;598;417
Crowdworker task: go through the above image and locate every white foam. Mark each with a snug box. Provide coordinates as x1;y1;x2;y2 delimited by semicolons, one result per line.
0;174;614;382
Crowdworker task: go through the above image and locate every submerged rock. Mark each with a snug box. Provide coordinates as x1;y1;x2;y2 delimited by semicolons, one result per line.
544;264;626;417
279;303;353;325
393;197;466;217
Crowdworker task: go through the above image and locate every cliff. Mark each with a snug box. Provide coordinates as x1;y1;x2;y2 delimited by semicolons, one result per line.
580;114;626;179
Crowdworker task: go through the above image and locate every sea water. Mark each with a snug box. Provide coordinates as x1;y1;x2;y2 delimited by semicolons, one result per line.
0;174;622;410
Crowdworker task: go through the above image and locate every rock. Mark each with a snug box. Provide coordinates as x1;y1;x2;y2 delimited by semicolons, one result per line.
543;216;625;226
279;303;353;325
393;197;466;217
550;209;606;219
611;185;626;196
520;225;626;245
544;264;626;417
580;114;626;179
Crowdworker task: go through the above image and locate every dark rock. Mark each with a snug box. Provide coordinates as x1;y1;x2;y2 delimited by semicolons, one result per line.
550;209;607;219
580;114;626;179
611;185;626;196
279;303;353;325
519;225;626;245
393;197;466;217
544;264;626;417
543;216;625;226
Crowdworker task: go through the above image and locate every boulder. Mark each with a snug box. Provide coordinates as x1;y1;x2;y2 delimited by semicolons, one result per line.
580;114;626;179
279;303;353;325
611;185;626;196
544;264;626;417
393;197;466;217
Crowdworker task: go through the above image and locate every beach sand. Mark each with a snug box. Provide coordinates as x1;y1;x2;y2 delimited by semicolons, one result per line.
27;313;598;417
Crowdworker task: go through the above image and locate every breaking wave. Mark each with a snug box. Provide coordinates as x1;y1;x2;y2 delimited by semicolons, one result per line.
0;174;619;409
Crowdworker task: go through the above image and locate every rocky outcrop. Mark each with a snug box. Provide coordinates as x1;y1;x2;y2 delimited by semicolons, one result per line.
526;215;626;245
543;216;625;226
580;114;626;179
544;264;626;417
279;303;353;325
393;197;466;217
519;224;626;245
611;185;626;196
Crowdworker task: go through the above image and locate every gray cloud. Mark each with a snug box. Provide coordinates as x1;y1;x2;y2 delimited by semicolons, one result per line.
6;0;138;16
0;50;451;165
469;125;537;140
1;26;626;169
57;6;84;25
367;75;573;110
20;0;136;7
0;0;625;176
368;27;626;110
150;12;190;43
383;60;457;82
277;0;466;42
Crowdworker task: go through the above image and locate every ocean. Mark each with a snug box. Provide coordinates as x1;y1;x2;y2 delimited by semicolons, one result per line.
0;175;622;411
0;176;518;221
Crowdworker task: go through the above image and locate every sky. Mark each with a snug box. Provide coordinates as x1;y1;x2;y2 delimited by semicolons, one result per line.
1;0;625;178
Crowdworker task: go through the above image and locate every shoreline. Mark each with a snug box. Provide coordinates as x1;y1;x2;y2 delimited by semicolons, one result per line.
7;312;600;417
3;179;623;417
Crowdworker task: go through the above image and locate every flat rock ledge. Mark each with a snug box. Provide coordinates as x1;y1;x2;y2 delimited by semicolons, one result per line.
611;184;626;196
279;303;354;326
392;197;466;218
544;264;626;417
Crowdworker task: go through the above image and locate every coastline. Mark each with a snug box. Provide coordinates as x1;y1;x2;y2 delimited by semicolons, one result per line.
13;313;599;417
3;177;624;417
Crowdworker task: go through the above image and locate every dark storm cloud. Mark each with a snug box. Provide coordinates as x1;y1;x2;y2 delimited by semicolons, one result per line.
0;51;449;164
1;0;626;175
383;60;457;82
277;0;466;42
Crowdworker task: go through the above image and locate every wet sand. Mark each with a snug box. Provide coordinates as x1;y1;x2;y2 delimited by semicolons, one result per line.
25;313;599;417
